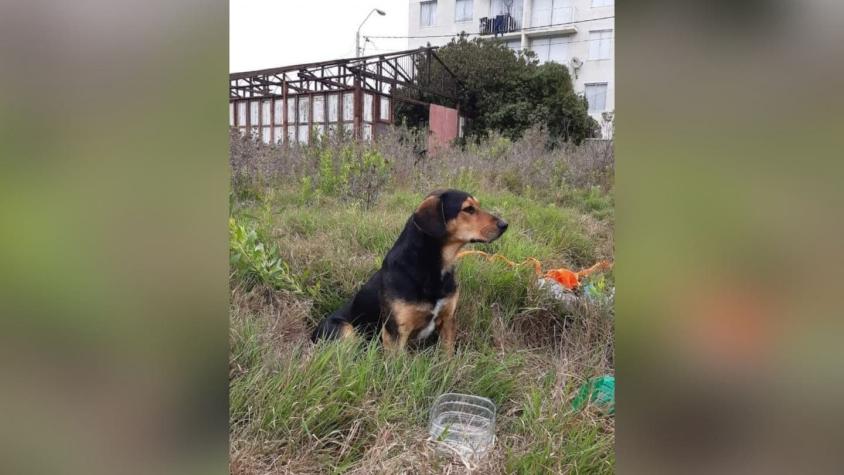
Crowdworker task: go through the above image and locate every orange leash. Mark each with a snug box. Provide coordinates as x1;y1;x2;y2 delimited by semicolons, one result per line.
456;250;612;290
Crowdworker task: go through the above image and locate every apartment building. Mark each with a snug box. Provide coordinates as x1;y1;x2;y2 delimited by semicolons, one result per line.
408;0;614;137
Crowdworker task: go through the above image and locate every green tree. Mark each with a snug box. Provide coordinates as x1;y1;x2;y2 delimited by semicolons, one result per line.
396;37;599;145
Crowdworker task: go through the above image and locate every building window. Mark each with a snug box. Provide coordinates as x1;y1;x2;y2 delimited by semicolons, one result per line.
592;0;614;7
328;94;339;122
298;96;310;124
530;36;569;64
585;83;608;113
380;96;390;121
491;0;523;28
286;98;296;125
237;102;247;126
589;29;613;60
342;93;354;122
531;38;550;62
363;94;373;122
491;0;522;16
531;0;573;28
273;99;284;125
261;100;272;126
249;101;260;125
313;95;325;123
420;1;437;27
455;0;473;22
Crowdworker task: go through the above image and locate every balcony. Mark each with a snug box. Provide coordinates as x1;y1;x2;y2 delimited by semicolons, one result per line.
478;14;519;36
479;7;579;39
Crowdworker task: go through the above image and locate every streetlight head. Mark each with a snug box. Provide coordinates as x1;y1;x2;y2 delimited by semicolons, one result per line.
375;9;386;15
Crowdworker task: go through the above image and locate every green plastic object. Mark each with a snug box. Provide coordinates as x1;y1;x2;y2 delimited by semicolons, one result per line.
572;375;615;414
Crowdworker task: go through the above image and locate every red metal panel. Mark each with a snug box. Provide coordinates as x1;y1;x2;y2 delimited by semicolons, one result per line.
427;104;459;154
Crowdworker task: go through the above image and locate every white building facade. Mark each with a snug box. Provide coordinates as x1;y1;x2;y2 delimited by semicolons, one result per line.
408;0;614;137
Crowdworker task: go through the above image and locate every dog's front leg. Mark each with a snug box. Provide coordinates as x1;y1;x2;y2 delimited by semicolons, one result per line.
381;322;411;351
381;326;397;350
384;302;423;352
396;328;410;350
438;292;458;356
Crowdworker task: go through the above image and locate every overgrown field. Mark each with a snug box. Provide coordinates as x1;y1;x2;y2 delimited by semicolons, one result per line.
229;128;615;474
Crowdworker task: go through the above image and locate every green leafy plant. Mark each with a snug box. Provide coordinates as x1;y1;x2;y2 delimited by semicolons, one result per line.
346;149;391;208
229;217;303;293
317;149;342;196
298;176;315;203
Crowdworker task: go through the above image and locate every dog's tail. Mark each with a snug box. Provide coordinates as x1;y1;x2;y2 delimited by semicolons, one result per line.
310;314;356;342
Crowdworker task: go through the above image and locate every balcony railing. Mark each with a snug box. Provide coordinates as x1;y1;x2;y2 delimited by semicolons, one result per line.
479;14;518;35
480;7;580;36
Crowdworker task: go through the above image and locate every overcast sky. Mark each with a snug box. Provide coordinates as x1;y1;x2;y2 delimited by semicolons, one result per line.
230;0;411;72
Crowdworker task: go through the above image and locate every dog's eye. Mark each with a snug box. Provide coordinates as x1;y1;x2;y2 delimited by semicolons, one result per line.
463;206;475;214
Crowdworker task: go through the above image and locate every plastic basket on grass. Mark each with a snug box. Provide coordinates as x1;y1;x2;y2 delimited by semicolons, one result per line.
429;393;496;462
571;375;615;415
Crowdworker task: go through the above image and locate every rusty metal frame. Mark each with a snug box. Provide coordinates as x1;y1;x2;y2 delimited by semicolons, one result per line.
230;47;459;143
229;47;457;102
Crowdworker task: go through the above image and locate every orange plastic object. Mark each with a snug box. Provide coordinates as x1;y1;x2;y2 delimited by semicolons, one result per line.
456;250;612;290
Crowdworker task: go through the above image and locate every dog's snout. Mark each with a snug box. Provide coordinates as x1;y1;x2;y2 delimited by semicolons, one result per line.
497;219;509;232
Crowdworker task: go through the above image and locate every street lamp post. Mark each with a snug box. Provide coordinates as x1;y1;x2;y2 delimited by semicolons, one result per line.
356;8;386;57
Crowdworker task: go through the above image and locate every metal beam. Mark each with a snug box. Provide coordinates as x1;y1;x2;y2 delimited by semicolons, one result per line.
229;47;458;104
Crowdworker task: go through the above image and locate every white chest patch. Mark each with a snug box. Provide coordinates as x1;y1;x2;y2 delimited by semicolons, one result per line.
416;298;447;340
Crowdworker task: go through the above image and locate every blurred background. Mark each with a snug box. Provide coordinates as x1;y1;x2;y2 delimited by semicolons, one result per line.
0;1;228;474
618;0;844;472
1;0;842;473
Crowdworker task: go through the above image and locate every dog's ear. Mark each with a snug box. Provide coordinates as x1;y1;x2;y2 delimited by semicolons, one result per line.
413;193;447;238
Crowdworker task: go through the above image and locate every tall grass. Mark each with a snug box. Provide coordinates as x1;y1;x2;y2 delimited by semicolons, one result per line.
230;128;614;474
230;126;613;210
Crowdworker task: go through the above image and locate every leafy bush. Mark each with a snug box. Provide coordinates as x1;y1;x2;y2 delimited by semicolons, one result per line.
317;148;347;196
346;149;391;209
229;217;302;293
309;145;392;208
394;36;600;144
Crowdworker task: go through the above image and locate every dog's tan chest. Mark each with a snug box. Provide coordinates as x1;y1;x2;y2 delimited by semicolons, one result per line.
388;293;458;346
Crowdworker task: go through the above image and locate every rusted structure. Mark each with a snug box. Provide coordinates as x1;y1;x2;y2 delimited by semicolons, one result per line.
229;47;458;145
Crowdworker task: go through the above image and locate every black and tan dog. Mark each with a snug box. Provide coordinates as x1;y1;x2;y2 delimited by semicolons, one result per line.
311;189;508;353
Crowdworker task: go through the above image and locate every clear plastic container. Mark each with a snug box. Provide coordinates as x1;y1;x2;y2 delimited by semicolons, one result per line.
429;393;496;460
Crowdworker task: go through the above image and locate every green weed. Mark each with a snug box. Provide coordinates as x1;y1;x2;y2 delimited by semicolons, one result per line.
229;216;303;293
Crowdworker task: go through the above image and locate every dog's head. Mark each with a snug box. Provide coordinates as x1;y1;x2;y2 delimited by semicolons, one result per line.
412;189;508;243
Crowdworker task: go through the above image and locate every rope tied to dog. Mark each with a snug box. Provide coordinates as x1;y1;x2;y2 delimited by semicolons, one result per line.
456;250;613;290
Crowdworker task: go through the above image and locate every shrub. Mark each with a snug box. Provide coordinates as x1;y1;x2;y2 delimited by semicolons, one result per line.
394;36;600;144
229;217;303;293
346;149;391;209
317;148;348;196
